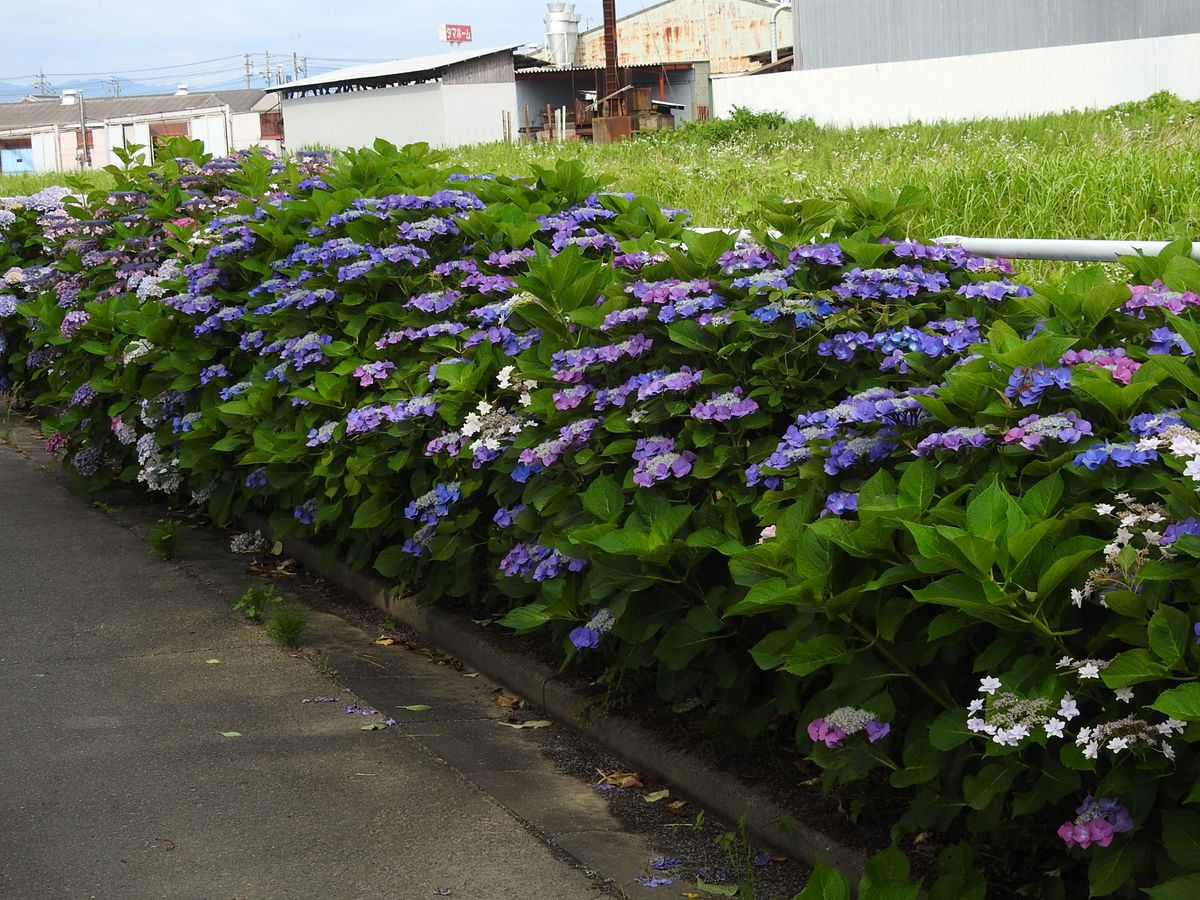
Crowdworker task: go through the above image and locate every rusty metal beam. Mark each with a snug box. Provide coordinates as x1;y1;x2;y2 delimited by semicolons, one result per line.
602;0;621;111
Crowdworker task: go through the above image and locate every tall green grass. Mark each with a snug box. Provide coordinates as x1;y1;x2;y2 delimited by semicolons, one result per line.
448;92;1200;241
0;170;111;195
6;92;1197;247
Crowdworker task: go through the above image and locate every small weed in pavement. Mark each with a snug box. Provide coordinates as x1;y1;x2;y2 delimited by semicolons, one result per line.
265;605;309;648
147;519;181;560
234;585;282;621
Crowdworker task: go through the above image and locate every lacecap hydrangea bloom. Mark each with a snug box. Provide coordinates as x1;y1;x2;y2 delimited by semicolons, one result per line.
807;707;890;748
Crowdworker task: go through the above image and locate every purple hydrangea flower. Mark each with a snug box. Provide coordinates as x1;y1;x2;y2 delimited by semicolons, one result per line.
821;491;858;517
690;387;759;422
1057;796;1133;849
1004;364;1071;407
1072;441;1157;469
1003;412;1092;450
70;383;98;407
914;426;990;456
631;436;696;487
60;309;90;338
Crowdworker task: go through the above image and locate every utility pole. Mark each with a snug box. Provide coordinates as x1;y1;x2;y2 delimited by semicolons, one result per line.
105;75;121;97
300;56;308;78
77;91;90;169
292;51;299;82
33;68;50;95
243;53;255;88
260;51;274;87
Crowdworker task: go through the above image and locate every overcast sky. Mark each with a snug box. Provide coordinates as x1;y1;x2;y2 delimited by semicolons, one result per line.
1;1;644;94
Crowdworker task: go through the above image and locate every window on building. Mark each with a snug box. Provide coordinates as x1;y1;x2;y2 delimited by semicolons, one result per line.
259;111;284;141
148;121;190;155
74;128;95;150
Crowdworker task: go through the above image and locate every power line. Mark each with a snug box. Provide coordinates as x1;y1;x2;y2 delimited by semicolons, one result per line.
37;55;245;77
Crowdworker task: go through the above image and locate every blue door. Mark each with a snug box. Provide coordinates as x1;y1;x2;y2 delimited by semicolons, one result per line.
1;147;35;173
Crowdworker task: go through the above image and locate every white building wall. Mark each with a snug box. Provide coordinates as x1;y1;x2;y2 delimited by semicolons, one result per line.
31;132;58;172
191;113;229;157
442;83;517;147
230;111;261;149
713;33;1200;126
282;83;448;150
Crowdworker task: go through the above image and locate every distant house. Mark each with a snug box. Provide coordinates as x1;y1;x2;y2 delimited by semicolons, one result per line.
0;88;282;174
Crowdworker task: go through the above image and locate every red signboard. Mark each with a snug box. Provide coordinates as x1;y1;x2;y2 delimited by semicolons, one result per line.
438;23;473;43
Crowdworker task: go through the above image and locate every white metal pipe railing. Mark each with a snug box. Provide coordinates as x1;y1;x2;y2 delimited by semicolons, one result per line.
694;227;1200;264
771;2;793;65
934;235;1200;263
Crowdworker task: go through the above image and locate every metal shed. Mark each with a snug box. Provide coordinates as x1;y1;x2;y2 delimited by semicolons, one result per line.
271;46;521;151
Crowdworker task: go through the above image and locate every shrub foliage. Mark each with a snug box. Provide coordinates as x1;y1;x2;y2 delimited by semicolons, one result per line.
3;139;1200;896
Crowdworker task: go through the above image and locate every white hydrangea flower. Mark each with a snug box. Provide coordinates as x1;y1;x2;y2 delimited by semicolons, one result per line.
1044;718;1065;739
979;676;1002;695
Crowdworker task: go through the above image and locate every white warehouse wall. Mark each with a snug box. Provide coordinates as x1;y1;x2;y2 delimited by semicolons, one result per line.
282;84;447;150
714;33;1200;126
441;83;518;148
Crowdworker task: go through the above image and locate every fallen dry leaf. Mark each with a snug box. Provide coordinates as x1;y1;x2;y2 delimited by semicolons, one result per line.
205;659;221;665
596;769;646;789
219;731;241;738
374;637;396;646
497;719;551;730
490;693;520;709
396;704;432;712
461;672;480;679
643;788;670;803
666;800;688;814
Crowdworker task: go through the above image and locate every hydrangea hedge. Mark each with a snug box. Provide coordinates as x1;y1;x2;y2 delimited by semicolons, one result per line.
4;139;1200;896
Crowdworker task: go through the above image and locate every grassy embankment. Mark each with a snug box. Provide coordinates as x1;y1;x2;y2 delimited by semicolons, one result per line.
6;92;1200;247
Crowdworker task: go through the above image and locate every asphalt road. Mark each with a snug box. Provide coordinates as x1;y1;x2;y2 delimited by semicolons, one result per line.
0;438;619;900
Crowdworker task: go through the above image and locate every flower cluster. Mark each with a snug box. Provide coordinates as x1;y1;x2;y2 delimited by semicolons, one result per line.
550;334;653;382
914;426;989;456
345;395;437;436
631;436;696;487
499;542;586;581
689;388;759;422
1122;280;1200;317
569;608;615;649
807;707;890;747
967;680;1076;746
1060;347;1140;385
1003;411;1092;450
1057;797;1134;849
1004;364;1071;407
833;265;949;301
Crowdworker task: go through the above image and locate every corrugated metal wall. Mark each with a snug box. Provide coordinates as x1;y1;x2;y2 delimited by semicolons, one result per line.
575;0;792;75
717;32;1200;125
794;0;1200;69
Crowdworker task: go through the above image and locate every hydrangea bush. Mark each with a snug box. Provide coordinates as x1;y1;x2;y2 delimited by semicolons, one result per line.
4;139;1200;896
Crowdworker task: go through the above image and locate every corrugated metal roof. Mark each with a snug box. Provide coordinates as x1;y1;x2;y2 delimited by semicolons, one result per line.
0;89;267;131
271;45;520;92
516;61;697;74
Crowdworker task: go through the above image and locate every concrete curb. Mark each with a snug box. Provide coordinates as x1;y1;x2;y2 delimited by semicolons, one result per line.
246;515;871;883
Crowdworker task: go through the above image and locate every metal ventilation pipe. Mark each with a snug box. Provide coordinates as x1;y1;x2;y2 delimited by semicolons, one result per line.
545;2;581;67
771;1;792;64
61;89;78;106
175;84;189;96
